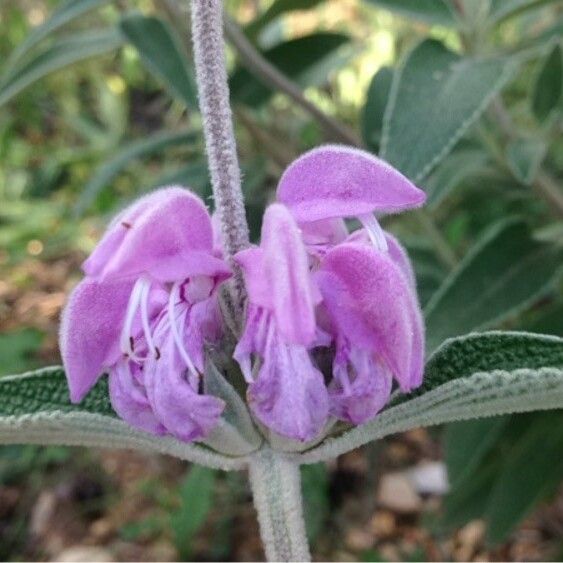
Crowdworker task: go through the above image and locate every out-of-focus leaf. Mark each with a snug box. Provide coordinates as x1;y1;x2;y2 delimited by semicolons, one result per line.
4;0;113;76
403;242;447;307
0;29;124;107
381;39;517;182
424;219;563;352
531;42;562;123
444;461;497;528
445;412;563;541
246;0;326;38
526;302;563;337
230;33;351;106
364;0;457;26
361;66;393;152
489;0;561;24
485;411;563;543
445;417;509;487
171;466;216;559
534;222;563;246
119;14;197;109
75;129;197;214
0;329;44;377
301;463;329;543
148;161;210;195
424;148;491;207
506;138;547;184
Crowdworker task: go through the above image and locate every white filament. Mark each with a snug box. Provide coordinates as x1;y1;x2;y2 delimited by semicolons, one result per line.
120;277;149;361
359;213;388;252
139;278;157;357
168;283;199;380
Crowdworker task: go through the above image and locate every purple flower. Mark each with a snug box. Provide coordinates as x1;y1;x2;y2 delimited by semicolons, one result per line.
61;145;426;446
60;187;230;442
234;204;329;442
232;145;426;434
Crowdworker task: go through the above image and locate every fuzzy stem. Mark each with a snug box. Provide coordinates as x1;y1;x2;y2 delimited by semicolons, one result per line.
191;0;249;318
248;448;311;562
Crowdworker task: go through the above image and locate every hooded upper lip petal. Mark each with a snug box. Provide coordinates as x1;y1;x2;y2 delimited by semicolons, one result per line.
276;144;426;224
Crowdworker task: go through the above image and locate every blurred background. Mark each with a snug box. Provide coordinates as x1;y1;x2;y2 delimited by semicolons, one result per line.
0;0;562;560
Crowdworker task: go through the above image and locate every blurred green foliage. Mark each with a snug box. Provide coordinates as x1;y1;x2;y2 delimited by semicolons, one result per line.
1;0;562;558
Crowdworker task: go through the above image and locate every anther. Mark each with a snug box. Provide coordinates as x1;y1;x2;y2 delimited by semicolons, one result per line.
155;346;161;360
121;221;132;229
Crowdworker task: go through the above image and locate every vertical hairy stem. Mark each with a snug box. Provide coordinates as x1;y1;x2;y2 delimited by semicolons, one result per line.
191;0;249;320
248;448;311;562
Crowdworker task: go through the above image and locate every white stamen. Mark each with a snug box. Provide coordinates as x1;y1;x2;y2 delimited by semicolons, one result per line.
120;277;149;361
139;278;157;357
359;214;388;252
168;283;199;380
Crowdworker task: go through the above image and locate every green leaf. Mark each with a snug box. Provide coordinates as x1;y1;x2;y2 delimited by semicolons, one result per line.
531;42;562;123
203;360;262;456
506;138;547;184
75;129;197;214
0;366;113;418
245;0;326;38
424;219;563;352
0;367;245;470
301;463;329;543
0;329;44;376
361;66;393;152
147;161;210;195
119;13;197;109
3;0;113;76
0;29;124;107
445;417;509;487
230;33;351;106
485;411;563;543
526;302;563;336
171;466;216;559
364;0;457;26
424;147;491;207
381;39;517;182
300;332;563;464
403;331;563;403
443;461;497;529
488;0;561;25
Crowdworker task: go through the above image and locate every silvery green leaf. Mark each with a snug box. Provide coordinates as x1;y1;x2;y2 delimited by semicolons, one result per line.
203;360;262;456
424;219;563;353
297;332;563;464
381;39;517;182
0;367;245;471
506;138;547;184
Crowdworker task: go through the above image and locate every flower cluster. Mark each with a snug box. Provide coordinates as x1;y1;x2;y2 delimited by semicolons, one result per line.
60;145;426;444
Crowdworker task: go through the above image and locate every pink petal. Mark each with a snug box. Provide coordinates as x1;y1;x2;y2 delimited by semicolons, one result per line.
248;340;329;442
60;278;134;402
144;319;225;442
277;145;426;223
317;243;424;391
348;229;417;291
329;347;393;425
109;360;166;436
237;204;318;345
83;186;219;282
